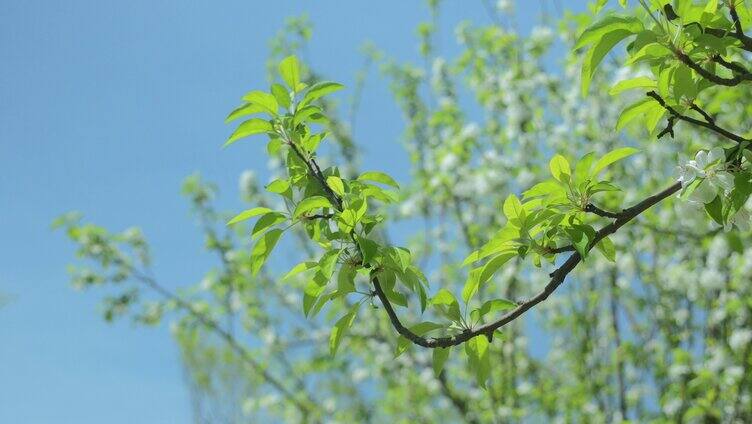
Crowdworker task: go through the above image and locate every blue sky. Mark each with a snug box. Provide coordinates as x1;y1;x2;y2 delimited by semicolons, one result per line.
0;1;582;422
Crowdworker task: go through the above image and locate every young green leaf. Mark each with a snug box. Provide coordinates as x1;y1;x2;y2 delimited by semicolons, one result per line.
336;264;356;293
502;194;525;222
250;229;283;275
330;304;360;356
478;251;517;287
293;196;333;218
357;171;399;189
465;335;491;389
326;176;345;196
283;261;318;281
241;90;278;116
279;55;301;91
591;147;639;176
251;212;287;239
461;268;482;303
225;103;265;123
432;289;462;322
301;81;344;106
582;29;635;96
432;347;451;377
266;179;291;194
225;118;274;147
227;207;273;225
608;76;656;95
549;154;572;183
596;236;616;262
615;98;657;131
574;15;643;49
270;83;291;109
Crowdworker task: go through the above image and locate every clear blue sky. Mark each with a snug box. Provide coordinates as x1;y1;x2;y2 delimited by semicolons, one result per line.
0;1;581;422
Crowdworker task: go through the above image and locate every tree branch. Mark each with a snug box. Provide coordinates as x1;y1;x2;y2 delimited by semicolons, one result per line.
584;203;621;219
674;50;752;86
371;182;682;348
646;91;751;145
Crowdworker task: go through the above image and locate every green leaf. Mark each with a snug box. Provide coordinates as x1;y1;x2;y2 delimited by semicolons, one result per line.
608;76;656;95
582;29;636;96
293;105;324;127
330;304;360;356
326;176;345;196
704;0;718;14
615;98;658;131
336;264;356;293
673;65;696;101
465;335;491;389
356;236;379;264
478;252;516;286
318;249;341;281
549;154;572;183
283;261;318;281
301;81;344;106
250;229;283;275
502;194;525;222
574;15;643;49
271;83;291;109
241;90;278;115
705;195;724;225
227;207;273;225
251;212;287;239
225;103;265;123
293;196;333;218
357;171;399;189
225;118;274;147
461;268;482;303
591;147;639;176
478;298;516;317
523;180;565;199
266;179;291;194
565;225;594;259
575;152;596;185
625;43;672;66
596;236;616;262
388;247;411;272
279;55;301;91
432;289;461;322
471;298;517;322
432;347;451;377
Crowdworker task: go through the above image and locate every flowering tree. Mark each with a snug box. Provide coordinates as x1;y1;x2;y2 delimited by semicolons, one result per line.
58;1;751;422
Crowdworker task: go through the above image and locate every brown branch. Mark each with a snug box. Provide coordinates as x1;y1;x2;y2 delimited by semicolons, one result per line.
711;54;751;77
585;203;620;219
371;182;682;348
284;115;683;351
688;102;716;125
646;91;751;145
729;2;747;41
674;50;752;86
704;25;752;51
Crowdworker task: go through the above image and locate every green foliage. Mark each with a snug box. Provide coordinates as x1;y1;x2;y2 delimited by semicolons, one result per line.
57;2;752;422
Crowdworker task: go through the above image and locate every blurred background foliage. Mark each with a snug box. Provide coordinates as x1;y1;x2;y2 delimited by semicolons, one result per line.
57;1;751;423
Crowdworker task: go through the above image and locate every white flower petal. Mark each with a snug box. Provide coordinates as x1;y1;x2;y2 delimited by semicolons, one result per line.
707;147;724;165
690;179;718;204
677;165;697;186
712;172;735;192
695;150;709;168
